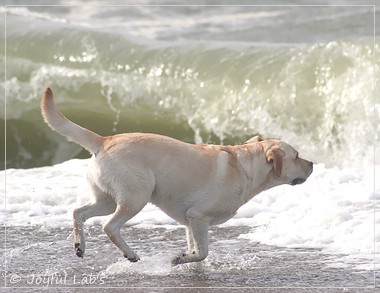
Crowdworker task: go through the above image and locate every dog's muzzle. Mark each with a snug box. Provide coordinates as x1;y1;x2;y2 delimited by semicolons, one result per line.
290;178;306;185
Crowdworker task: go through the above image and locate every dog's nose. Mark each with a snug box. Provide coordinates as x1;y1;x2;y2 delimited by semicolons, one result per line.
309;161;313;166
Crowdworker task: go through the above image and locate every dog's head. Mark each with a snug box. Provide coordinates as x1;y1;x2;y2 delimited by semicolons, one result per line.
246;137;313;186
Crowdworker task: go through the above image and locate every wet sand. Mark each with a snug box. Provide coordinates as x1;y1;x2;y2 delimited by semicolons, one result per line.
1;225;377;292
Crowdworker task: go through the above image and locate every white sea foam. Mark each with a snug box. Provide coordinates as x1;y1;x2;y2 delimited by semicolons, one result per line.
237;164;379;270
2;158;378;270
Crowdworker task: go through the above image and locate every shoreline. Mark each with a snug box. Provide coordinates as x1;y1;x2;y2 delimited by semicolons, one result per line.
1;225;377;291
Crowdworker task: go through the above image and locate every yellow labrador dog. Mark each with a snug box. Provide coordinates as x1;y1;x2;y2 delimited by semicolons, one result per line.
41;88;313;265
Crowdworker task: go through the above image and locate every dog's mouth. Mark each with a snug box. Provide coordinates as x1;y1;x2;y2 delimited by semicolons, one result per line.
290;178;306;186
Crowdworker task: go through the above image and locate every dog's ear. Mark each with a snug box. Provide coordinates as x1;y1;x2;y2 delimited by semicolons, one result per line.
244;136;264;144
266;147;284;177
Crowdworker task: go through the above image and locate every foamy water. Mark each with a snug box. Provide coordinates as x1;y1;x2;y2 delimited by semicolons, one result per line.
2;158;379;273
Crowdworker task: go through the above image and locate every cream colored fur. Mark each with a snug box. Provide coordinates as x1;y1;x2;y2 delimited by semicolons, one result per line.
41;88;313;265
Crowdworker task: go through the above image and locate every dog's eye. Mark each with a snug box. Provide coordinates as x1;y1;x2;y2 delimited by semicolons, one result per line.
295;152;299;159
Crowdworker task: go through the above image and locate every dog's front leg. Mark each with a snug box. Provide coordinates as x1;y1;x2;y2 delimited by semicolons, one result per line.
185;226;195;254
172;215;209;265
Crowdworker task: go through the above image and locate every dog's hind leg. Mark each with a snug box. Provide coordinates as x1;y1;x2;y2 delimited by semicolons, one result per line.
103;199;147;262
73;194;116;258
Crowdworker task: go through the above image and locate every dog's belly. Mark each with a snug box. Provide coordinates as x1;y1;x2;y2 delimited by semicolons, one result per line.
153;201;189;225
150;185;240;226
150;189;195;225
152;199;237;226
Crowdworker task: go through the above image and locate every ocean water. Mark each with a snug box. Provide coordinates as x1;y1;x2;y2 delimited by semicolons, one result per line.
1;1;380;291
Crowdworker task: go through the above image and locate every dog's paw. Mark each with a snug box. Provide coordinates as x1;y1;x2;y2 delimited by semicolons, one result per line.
171;255;184;266
74;243;84;258
171;252;192;266
124;253;140;263
172;251;203;266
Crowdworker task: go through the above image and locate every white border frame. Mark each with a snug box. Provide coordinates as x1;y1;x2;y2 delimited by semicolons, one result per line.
2;2;377;290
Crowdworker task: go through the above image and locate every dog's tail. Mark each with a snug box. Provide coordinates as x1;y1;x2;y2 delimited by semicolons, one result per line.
41;87;104;154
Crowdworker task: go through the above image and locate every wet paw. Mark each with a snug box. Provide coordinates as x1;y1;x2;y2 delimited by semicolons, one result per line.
171;255;183;266
171;251;199;266
124;254;140;263
74;243;83;258
171;252;190;266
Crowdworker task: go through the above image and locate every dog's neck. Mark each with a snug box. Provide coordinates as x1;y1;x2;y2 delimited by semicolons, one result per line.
225;145;276;205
